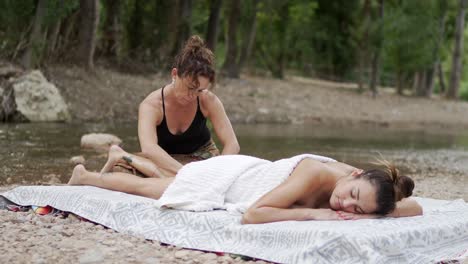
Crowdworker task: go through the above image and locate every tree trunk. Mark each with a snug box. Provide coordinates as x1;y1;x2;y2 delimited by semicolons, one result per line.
60;10;80;54
447;0;466;99
127;0;143;55
369;0;384;98
205;0;223;52
238;0;259;70
396;70;404;95
425;68;436;97
438;62;446;93
222;0;241;78
77;0;100;69
357;0;371;93
101;0;121;57
21;0;47;69
275;1;290;79
426;0;447;97
172;0;193;57
151;0;177;65
415;70;427;96
47;19;62;58
412;71;420;94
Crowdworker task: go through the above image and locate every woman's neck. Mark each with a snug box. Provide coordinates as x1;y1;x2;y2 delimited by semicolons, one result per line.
164;83;192;107
319;164;352;208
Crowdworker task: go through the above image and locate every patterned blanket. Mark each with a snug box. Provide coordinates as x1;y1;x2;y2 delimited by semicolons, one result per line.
2;186;468;264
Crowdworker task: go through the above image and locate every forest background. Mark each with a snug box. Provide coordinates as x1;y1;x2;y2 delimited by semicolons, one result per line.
1;0;467;101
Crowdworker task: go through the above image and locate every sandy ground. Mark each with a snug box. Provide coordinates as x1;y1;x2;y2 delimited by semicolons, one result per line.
43;64;468;130
1;64;468;263
0;203;263;264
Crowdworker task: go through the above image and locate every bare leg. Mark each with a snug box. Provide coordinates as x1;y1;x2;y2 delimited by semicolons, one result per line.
70;165;173;199
100;145;167;178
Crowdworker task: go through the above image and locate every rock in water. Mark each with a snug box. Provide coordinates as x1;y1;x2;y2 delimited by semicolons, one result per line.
10;70;70;122
70;155;86;165
81;133;122;152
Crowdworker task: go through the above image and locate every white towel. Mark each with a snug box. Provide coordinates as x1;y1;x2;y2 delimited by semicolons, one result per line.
157;154;336;213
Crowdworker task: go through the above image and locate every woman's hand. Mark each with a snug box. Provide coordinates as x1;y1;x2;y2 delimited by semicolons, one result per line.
312;210;379;221
339;212;380;220
311;209;354;221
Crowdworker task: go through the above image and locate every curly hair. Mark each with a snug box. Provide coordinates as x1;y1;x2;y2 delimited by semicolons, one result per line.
173;35;216;89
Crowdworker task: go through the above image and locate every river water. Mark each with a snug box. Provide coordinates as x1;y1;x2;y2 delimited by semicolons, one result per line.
1;122;468;185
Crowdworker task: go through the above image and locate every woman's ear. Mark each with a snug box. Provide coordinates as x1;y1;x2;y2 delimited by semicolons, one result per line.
350;169;364;177
171;68;178;78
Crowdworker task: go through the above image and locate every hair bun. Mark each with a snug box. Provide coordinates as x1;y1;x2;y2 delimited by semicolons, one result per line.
173;35;215;84
184;35;205;53
396;175;414;200
382;161;414;201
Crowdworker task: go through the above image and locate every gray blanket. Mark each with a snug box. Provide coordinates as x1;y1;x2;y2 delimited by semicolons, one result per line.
2;186;468;264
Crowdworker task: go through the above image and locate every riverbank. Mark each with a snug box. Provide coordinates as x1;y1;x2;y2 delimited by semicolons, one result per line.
1;64;468;263
43;64;468;131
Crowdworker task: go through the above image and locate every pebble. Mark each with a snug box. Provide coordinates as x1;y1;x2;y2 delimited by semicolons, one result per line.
78;248;104;264
201;253;218;261
143;257;160;264
100;240;115;246
120;240;133;247
174;250;190;259
51;225;63;232
60;231;73;237
70;155;86;165
219;255;235;263
31;254;46;264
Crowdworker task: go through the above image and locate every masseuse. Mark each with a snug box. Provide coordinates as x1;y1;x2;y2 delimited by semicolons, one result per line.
101;35;239;178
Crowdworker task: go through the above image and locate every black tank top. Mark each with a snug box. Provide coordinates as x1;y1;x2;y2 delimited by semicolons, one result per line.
157;87;211;154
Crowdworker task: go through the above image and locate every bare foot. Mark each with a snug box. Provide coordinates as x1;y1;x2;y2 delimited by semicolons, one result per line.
100;145;128;174
68;164;86;185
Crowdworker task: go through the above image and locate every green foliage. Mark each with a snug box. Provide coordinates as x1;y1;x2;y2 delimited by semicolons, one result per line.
0;0;35;58
0;0;79;60
287;0;318;72
460;84;468;101
42;0;79;26
255;0;319;78
382;0;439;74
191;0;211;35
308;0;360;79
0;0;466;100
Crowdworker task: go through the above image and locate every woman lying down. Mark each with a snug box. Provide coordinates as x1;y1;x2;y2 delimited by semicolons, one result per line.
68;146;423;224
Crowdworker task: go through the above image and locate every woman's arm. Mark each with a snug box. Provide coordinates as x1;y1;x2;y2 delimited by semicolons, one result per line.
242;159;344;224
200;92;239;155
138;100;182;176
242;207;351;224
343;198;423;220
387;198;423;217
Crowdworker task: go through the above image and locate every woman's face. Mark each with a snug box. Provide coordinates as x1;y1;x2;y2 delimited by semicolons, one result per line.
329;177;378;214
182;75;210;101
172;71;211;104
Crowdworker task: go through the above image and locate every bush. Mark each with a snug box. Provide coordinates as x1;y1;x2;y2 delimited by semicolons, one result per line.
460;86;468;101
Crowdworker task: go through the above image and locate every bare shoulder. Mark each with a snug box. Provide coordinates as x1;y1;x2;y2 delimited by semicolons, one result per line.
139;88;163;123
200;90;223;106
199;90;223;116
141;88;162;107
325;161;357;175
290;158;330;183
